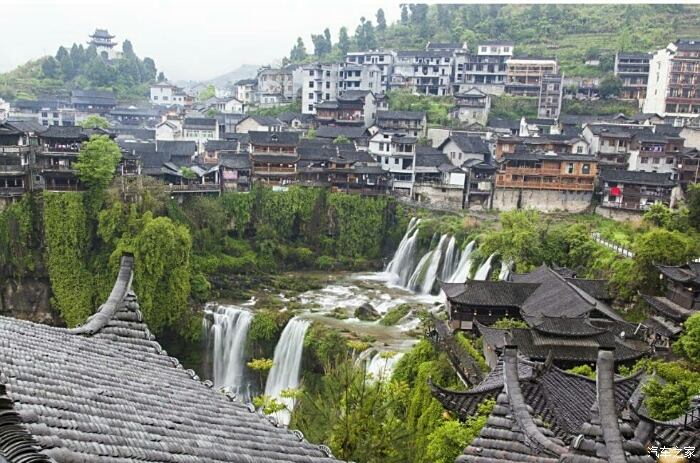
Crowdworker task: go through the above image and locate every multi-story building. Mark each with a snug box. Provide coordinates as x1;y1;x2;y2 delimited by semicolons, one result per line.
581;123;653;169
537;73;564;119
315;91;377;127
369;130;416;194
248;131;299;185
12;99;76;127
150;82;189;106
301;63;341;114
182;117;219;149
375;110;426;138
71;89;117;116
599;169;675;211
345;50;396;92
255;65;303;103
455;41;513;94
0;121;40;206
338;63;383;94
505;58;559;97
627;131;684;174
614;52;651;102
494;151;597;212
390;50;454;96
232;79;256;105
644;39;700;122
449;88;491;126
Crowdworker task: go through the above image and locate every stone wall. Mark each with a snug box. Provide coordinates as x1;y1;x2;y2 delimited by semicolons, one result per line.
594;205;644;224
0;277;60;325
412;185;463;209
493;188;592;212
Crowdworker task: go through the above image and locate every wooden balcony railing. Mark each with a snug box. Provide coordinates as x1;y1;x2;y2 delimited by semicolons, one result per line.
166;183;220;193
497;179;594;191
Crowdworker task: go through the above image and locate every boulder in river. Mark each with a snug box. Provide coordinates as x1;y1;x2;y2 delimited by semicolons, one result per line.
355;302;380;321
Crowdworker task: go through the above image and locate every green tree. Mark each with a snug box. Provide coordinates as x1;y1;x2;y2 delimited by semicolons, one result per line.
79;114;110;129
401;5;409;24
338;27;350;56
290;37;307;62
333;135;351;144
632;228;697;292
599;74;623;98
74;135;121;192
376;8;387;33
425;399;495;463
41;57;60;79
688;183;700;231
674;312;700;363
198;84;216;101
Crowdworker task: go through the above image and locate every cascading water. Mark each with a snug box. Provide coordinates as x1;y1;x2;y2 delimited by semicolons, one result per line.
440;236;458;281
498;259;513;281
365;351;404;382
264;317;310;426
407;234;448;294
204;305;253;398
386;218;421;287
473;253;496;281
447;240;475;283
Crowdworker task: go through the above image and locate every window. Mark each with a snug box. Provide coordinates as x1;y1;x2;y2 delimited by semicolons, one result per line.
577;146;584;154
666;157;674;164
582;163;590;174
566;163;574;174
641;157;649;164
309;81;314;88
154;96;158;100
653;157;660;164
325;82;330;89
325;93;330;100
308;104;313;111
308;93;314;99
504;47;510;52
41;112;48;117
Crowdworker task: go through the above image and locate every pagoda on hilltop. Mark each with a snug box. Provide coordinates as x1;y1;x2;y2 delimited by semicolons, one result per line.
88;28;118;58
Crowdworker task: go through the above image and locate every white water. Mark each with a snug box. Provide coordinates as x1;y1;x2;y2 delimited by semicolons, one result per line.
204;305;253;397
386;218;421;287
264;317;311;426
473;253;496;281
498;259;513;281
440;236;458;281
366;351;405;382
447;240;475;283
408;234;448;294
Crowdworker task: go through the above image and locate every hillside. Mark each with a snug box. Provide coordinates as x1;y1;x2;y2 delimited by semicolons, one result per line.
0;40;159;103
203;64;261;88
287;4;700;77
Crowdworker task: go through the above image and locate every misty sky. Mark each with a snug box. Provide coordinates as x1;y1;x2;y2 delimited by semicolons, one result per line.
1;0;400;81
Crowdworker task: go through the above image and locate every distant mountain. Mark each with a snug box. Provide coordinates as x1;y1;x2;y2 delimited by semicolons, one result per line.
202;64;261;88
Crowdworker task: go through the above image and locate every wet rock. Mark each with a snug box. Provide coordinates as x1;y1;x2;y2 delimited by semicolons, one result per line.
0;278;61;325
355;302;380;321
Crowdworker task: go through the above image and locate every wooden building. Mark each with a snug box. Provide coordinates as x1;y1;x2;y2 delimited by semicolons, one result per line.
495;151;597;192
247;131;299;185
599;169;675;211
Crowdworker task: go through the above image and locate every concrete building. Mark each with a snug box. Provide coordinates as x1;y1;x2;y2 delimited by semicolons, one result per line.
233;79;256;105
505;57;559;97
345;50;395;92
537;73;564;119
301;63;341;114
455;41;513;94
600;169;675;212
369;131;416;194
150;82;188;106
449;88;491;125
390;50;455;96
614;52;651;102
644;39;700;123
339;63;383;94
255;65;303;103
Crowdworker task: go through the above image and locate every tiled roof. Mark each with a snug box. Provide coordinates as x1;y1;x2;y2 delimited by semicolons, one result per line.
205;140;239;152
376;110;425;121
245;116;283;127
155;140;197;157
220;153;251;169
183;117;217;129
642;295;693;322
315;126;368;139
441;281;539;307
249;131;300;146
512;266;596;318
564;278;611;301
655;262;700;285
599;169;676;186
0;257;338;463
440;134;490;155
39;126;110;140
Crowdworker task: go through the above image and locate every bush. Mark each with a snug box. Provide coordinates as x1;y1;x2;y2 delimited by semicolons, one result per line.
454;332;488;372
381;304;412;326
190;273;211;302
315;255;337;271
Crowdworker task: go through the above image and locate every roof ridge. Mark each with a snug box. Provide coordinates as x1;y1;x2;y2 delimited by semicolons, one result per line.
0;383;53;462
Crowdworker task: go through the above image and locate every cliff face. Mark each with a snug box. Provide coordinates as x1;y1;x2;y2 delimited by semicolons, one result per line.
0;277;62;326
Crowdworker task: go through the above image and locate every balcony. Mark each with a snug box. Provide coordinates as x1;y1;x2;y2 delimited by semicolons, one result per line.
0;146;33;155
0;187;26;196
497;179;594;191
166;183;220;193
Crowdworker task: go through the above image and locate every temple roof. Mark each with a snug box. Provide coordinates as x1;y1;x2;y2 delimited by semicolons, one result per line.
444;348;655;463
441;281;539;307
0;256;338;462
656;262;700;285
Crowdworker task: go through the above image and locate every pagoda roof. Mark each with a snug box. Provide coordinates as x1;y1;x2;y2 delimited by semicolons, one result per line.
642;295;693;322
655;262;700;285
0;256;339;462
90;28;115;39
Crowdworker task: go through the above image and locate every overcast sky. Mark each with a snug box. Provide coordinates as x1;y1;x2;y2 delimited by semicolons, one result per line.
0;0;400;81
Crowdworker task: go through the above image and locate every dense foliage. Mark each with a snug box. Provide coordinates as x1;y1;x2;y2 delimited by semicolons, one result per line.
0;195;41;279
287;4;700;78
75;135;122;192
0;39;158;101
387;90;453;126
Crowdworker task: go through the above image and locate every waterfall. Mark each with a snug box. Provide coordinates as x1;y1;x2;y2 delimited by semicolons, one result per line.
440;236;458;281
386;218;421;286
473;253;496;281
365;351;404;382
447;240;475;283
264;317;310;426
204;305;253;397
407;234;448;294
498;259;513;281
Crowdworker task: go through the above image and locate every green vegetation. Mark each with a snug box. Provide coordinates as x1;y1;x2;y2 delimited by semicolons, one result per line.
0;39;158;102
78;115;110;129
380;304;412;326
288;5;700;78
291;334;482;463
247;100;302;117
489;95;538;121
0;195;41;279
75;135;122;192
455;332;488;372
491;317;528;329
675;313;700;364
566;364;596;379
387;90;453;125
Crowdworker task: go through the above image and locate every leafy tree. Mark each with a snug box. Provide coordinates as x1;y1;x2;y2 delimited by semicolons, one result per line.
688;183;700;231
198;84;216;101
338;27;350;56
290;37;307;62
479;210;545;272
425;399;495;463
122;39;135;57
74;135;121;192
41;57;60;79
599;74;623;98
401;5;409;24
247;358;274;390
376;8;387;32
492;317;528;329
632;228;697;293
333;135;350;144
305;128;317;139
566;364;596;379
79;115;110;129
157;71;166;82
674;312;700;363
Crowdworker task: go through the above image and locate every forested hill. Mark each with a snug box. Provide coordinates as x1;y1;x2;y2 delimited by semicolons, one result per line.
0;40;159;103
287;4;700;77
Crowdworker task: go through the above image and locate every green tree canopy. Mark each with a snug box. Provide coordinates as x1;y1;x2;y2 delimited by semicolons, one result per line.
674;312;700;363
78;114;110;129
74;135;121;191
599;74;623;98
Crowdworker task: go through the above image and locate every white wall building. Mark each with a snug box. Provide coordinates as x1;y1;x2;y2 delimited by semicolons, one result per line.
150;82;187;106
302;63;341;114
369;131;417;193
